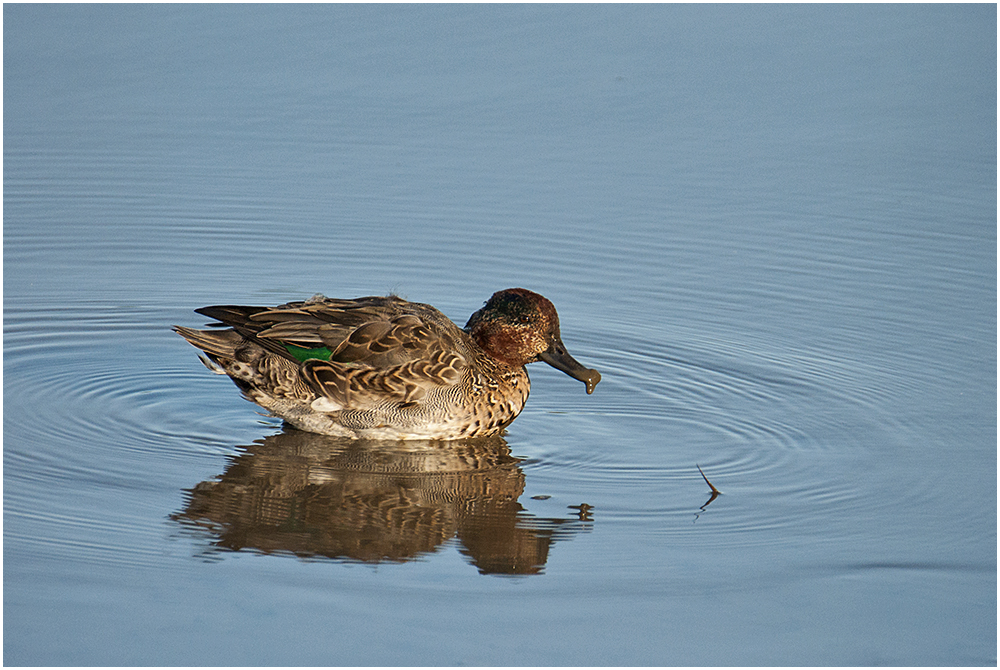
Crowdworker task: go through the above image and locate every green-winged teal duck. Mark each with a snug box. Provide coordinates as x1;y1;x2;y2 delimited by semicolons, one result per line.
174;288;600;439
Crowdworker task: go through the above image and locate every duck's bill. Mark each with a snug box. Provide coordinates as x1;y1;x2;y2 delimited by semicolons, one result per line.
539;342;601;394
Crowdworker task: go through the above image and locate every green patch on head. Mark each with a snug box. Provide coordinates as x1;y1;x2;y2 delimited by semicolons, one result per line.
285;344;333;362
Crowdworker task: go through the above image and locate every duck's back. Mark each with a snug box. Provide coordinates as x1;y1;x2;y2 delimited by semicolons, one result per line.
196;294;470;367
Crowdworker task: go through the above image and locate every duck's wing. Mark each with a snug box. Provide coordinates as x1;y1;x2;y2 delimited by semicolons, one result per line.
196;296;469;408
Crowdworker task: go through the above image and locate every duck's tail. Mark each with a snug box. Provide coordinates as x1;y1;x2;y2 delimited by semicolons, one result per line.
173;325;242;361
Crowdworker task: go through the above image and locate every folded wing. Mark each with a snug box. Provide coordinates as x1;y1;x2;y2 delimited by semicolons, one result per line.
195;295;469;409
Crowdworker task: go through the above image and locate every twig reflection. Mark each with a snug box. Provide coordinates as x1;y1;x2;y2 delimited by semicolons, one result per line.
694;464;722;520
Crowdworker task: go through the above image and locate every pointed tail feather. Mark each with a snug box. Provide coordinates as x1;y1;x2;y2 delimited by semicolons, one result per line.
173;325;242;359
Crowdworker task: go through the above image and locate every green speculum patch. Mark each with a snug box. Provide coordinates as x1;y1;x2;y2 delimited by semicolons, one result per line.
284;344;333;362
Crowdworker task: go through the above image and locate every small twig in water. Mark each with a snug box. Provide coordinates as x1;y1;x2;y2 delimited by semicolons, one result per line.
697;464;721;495
694;464;721;519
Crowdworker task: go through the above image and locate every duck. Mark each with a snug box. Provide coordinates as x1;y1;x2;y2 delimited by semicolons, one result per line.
174;288;600;439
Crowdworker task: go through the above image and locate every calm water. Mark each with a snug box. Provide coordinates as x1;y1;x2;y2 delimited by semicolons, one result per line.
4;5;996;666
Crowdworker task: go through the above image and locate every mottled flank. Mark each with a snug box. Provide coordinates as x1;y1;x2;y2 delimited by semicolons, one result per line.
174;289;600;439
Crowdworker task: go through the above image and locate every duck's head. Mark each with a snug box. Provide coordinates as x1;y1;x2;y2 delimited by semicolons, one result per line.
465;288;601;394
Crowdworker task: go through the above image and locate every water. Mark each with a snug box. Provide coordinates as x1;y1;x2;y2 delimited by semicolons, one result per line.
4;4;995;666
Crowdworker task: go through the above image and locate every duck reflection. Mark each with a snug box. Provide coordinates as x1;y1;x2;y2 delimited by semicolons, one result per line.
172;430;591;575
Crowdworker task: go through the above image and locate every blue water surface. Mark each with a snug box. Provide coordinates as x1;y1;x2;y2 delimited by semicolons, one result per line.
4;5;996;666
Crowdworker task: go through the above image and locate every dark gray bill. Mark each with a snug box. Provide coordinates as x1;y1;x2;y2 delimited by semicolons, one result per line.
539;340;601;394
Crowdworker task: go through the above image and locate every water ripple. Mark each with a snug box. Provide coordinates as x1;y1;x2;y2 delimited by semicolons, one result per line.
514;323;926;549
5;304;255;480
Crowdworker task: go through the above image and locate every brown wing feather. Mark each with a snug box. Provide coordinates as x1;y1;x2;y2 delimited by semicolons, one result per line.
194;295;470;408
193;305;293;357
251;296;465;368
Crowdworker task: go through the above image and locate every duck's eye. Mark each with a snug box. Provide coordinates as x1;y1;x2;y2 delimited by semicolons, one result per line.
518;315;532;324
